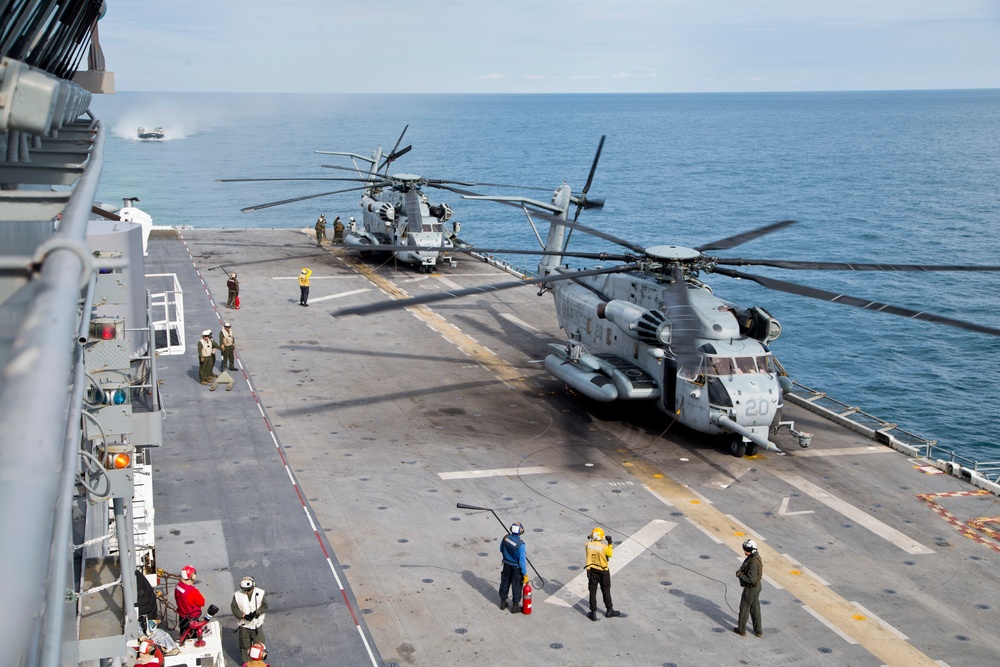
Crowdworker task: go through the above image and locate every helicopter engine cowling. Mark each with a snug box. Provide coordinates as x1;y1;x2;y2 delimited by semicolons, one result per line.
736;306;781;343
598;300;670;346
428;202;453;222
362;196;395;222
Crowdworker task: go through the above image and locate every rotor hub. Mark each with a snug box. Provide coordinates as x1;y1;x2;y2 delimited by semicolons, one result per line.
645;245;701;261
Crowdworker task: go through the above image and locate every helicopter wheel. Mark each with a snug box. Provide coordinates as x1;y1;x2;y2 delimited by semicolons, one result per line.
728;438;747;458
745;442;759;457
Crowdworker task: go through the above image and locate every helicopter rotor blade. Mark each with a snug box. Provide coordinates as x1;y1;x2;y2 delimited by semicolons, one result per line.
333;264;639;317
714;258;1000;272
662;268;702;369
346;243;634;261
427;179;554;192
573;134;606;224
379;125;409;173
218;177;376;183
695;220;797;252
379;145;412;173
712;266;1000;337
240;184;376;212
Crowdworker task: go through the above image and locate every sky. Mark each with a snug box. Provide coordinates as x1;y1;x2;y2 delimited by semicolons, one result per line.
95;1;1000;94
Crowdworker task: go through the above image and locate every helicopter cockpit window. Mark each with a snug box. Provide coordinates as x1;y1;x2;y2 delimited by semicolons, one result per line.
735;357;757;374
422;221;443;232
756;355;774;373
707;356;735;376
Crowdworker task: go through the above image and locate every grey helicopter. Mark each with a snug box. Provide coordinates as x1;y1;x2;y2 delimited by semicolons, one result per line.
331;136;1000;457
220;126;549;273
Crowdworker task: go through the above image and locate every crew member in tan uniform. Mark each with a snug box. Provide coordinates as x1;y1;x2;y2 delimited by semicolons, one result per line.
197;330;221;384
219;323;236;372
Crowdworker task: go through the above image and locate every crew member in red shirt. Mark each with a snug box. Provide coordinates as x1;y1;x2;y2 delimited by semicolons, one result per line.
174;564;205;640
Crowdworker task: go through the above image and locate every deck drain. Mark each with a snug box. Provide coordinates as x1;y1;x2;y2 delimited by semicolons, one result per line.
533;528;543;532
428;489;438;493
699;555;711;560
815;546;826;550
761;600;770;605
455;628;467;635
936;541;951;547
361;608;372;615
568;565;580;571
904;560;916;566
578;507;589;512
184;540;194;545
976;604;990;610
663;663;678;667
660;581;672;586
670;512;683;517
504;497;513;501
342;564;350;569
884;589;896;595
478;552;488;557
711;627;725;633
398;538;409;543
612;489;621;493
956;635;970;641
969;555;982;561
549;643;563;649
843;524;853;528
378;506;387;510
818;647;832;654
450;517;460;521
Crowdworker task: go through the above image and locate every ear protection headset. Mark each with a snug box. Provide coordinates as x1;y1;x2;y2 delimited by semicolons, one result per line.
249;643;267;660
509;522;524;535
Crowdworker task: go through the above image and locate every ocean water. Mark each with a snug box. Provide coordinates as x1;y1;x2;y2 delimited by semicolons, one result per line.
90;91;1000;461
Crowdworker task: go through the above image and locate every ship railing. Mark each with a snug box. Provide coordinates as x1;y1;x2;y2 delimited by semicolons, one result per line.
147;273;186;355
786;380;1000;491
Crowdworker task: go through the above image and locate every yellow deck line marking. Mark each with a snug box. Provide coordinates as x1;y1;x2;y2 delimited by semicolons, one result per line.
610;452;939;666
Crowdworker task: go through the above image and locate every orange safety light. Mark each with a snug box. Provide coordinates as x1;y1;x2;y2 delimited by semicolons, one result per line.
106;451;131;469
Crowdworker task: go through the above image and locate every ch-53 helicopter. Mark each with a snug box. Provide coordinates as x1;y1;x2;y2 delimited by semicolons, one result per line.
220;126;549;273
332;136;1000;457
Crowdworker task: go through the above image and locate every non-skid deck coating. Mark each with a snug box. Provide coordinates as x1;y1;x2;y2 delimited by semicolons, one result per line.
147;228;1000;666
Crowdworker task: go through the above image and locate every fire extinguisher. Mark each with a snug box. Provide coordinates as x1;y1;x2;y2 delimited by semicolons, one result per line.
522;579;533;615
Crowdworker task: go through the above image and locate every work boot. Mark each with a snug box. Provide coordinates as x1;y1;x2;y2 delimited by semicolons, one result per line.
510;603;520;614
500;598;508;611
606;609;621;618
587;611;597;622
733;627;746;637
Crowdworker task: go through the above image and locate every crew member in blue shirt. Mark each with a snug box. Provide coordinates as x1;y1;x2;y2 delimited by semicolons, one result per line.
498;521;528;613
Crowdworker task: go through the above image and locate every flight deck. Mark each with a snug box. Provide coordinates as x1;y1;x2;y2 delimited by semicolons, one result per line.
146;227;1000;666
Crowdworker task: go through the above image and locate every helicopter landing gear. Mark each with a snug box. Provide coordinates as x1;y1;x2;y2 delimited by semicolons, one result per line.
728;438;747;458
745;442;760;457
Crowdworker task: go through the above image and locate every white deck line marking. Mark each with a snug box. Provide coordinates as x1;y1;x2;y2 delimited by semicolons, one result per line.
779;496;815;516
802;604;860;644
435;276;462;290
794;446;895;458
781;554;831;586
304;506;317;531
685;516;723;544
439;465;572;480
773;472;934;555
546;520;677;607
644;485;675;507
307;288;372;304
763;574;784;590
851;602;909;640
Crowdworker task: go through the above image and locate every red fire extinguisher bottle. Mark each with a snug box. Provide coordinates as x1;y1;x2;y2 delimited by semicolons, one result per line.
522;580;533;615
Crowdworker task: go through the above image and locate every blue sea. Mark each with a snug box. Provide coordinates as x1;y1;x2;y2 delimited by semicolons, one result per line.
90;91;1000;462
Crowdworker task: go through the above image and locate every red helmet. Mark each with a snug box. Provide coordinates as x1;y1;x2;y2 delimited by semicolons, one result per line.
180;564;196;580
248;642;267;659
138;639;157;655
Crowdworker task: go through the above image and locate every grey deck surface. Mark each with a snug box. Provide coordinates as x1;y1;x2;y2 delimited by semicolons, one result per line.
149;228;1000;666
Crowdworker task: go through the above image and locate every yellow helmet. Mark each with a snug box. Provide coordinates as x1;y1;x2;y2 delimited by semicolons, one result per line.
590;527;604;541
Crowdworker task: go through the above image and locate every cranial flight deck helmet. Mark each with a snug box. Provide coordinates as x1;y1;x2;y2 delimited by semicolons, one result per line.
240;576;255;590
248;643;267;660
509;522;524;535
742;539;758;553
181;564;197;580
590;527;605;541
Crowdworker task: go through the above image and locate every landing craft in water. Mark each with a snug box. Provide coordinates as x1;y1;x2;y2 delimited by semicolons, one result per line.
137;126;164;140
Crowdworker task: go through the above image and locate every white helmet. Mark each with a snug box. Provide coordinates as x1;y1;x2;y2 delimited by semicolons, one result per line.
202;329;211;336
248;643;267;660
742;539;757;552
509;522;523;535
